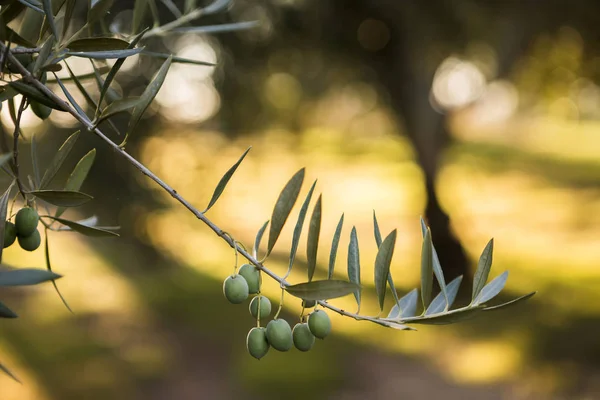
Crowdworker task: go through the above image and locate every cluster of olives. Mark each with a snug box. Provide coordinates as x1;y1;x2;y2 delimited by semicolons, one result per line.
223;263;332;360
4;207;41;252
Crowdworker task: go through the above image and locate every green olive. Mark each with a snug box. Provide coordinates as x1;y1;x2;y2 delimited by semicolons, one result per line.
238;264;260;294
222;275;249;304
15;207;39;237
292;323;315;352
265;319;293;352
30;101;52;120
249;295;272;319
308;310;331;339
302;299;316;308
18;229;41;252
246;327;269;360
3;221;16;248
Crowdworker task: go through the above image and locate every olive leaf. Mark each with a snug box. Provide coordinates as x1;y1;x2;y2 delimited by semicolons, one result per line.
132;0;149;34
474;271;508;305
56;148;95;218
87;0;114;27
44;215;119;237
0;301;17;318
17;0;43;13
306;194;321;282
141;51;215;66
39;130;80;189
252;220;269;259
425;275;463;315
286;180;316;277
0;268;62;286
128;55;172;136
44;230;72;312
420;227;433;310
285;279;360;301
9;81;62;110
61;0;76;40
0;153;12;169
30;190;92;207
387;288;419;319
31;133;41;188
420;217;448;310
66;47;144;60
374;210;400;307
66;37;129;52
472;238;494;302
374;229;397;311
347;226;361;309
170;21;259;34
0;181;15;264
41;0;58;40
328;212;344;279
266;168;305;256
483;291;537;312
0;360;20;382
96;97;141;125
203;147;251;213
402;306;484;325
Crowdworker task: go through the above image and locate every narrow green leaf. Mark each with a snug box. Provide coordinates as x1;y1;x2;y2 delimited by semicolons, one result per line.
420;217;448;310
0;268;62;286
39;130;80;189
374;211;400;307
16;0;43;13
61;0;76;40
0;301;18;318
159;0;182;17
285;279;359;301
425;275;463;315
306;194;321;282
202;0;234;16
44;230;72;312
475;271;508;305
96;97;140;125
347;226;361;309
9;81;63;110
387;288;419;319
30;189;92;207
87;0;114;27
0;153;12;169
374;229;397;311
56;148;95;217
141;50;215;66
44;215;119;237
128;55;171;135
328;213;343;279
483;291;537;312
52;76;86;116
266;168;305;256
0;181;15;264
171;21;260;34
184;0;196;13
67;47;144;59
203;147;251;212
369;318;415;331
31;134;40;188
132;0;149;34
286;180;316;277
66;37;129;52
472;238;494;302
402;306;484;325
41;0;59;40
0;360;20;382
252;220;269;259
420;227;433;309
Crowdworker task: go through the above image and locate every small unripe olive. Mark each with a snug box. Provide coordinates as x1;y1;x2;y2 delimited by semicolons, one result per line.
246;327;269;360
30;101;52;120
308;310;331;339
3;221;16;248
222;275;249;304
238;264;260;294
15;207;39;237
266;319;293;352
18;229;41;252
249;295;271;319
302;299;316;308
292;323;315;352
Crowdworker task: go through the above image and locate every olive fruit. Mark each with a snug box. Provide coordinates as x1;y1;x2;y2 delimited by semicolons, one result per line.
292;323;315;352
238;264;260;294
246;327;269;360
222;275;249;304
249;295;271;319
18;229;41;252
3;221;16;248
15;207;39;237
265;319;293;352
31;101;52;120
302;299;316;308
308;310;331;339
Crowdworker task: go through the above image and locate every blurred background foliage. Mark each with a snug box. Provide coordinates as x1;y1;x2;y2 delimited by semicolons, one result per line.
1;0;599;399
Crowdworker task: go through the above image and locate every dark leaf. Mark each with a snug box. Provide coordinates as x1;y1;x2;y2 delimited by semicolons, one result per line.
56;149;95;217
483;291;537;312
266;168;304;256
53;75;87;117
132;0;149;34
87;0;114;27
472;238;494;302
30;189;92;207
44;230;72;312
252;220;269;259
66;37;129;52
286;180;316;277
0;360;20;382
475;271;508;305
41;0;59;40
67;46;144;59
0;268;62;286
203;147;251;212
374;229;397;311
16;0;43;13
9;81;62;110
141;50;214;66
96;97;140;124
32;29;54;74
328;213;343;279
285;280;359;301
305;193;322;282
420;227;433;310
44;215;119;237
61;0;76;40
39;130;80;189
425;275;463;315
347;226;361;309
0;153;12;168
0;301;17;318
171;21;259;34
0;181;15;263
